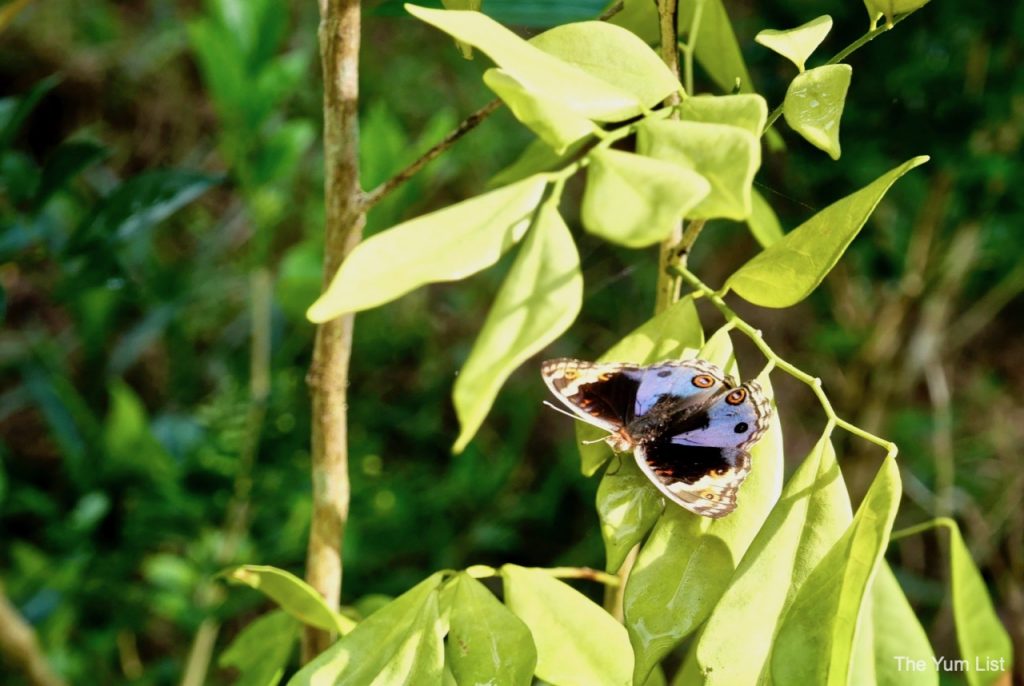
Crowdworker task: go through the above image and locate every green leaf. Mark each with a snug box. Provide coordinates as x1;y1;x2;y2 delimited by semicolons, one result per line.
102;381;176;484
596;457;664;572
755;16;833;72
446;574;537;686
676;94;768;136
529;21;679;109
483;69;596;153
289;573;445;686
625;371;784;684
783;64;852;160
946;521;1015;685
695;436;853;685
0;75;60;154
679;0;756;93
581;149;710;248
489;137;584;187
406;5;642;121
746;188;784;248
771;455;902;686
33;139;109;209
502;564;632;686
225;565;355;634
576;295;704;476
726;156;928;307
440;0;483;58
308;176;546;322
452;200;582;452
868;563;937;686
219;611;299;686
80;170;221;244
919;519;1014;685
865;0;931;24
637;119;759;220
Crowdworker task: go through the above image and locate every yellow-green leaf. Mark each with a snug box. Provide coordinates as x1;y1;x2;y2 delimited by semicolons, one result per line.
503;565;633;686
596;457;665;572
679;0;756;93
865;0;931;24
288;573;445;686
484;68;596;153
446;574;537;686
677;94;768;136
219;611;298;686
932;519;1014;685
695;437;853;685
225;565;354;634
440;0;482;59
453;200;582;452
489;137;585;188
747;187;784;248
868;563;938;686
407;5;642;121
755;16;833;72
771;456;902;686
727;156;929;308
308;176;546;321
529;21;679;109
783;64;852;160
581;149;710;247
637;119;759;220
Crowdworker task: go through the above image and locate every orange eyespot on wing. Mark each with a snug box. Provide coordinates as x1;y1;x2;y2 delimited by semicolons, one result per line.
725;388;747;405
692;374;716;388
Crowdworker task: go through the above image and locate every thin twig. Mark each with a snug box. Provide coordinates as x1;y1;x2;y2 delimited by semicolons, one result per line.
673;265;899;459
598;0;624;21
362;98;502;211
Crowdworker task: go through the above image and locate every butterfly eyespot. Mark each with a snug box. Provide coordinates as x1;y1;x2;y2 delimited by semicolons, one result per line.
726;388;747;405
563;369;578;380
734;422;748;434
692;374;715;388
599;373;613;381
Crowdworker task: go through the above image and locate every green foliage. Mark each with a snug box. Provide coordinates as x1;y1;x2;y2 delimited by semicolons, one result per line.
452;198;582;451
3;0;1019;684
755;15;833;72
727;156;930;307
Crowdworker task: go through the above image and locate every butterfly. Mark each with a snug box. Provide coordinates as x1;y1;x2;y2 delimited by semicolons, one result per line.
541;357;772;518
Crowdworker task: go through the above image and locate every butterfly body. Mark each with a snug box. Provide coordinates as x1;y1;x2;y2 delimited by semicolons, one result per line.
541;357;771;518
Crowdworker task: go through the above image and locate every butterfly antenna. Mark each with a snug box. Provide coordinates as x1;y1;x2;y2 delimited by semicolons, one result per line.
542;400;584;422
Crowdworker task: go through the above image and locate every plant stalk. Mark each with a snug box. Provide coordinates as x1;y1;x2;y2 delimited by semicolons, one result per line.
303;0;365;662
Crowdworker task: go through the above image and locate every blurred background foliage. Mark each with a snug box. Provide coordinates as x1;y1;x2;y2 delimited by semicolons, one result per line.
0;0;1020;683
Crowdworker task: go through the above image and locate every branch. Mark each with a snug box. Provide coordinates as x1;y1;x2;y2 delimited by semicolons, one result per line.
304;0;365;662
653;0;683;314
598;1;624;21
362;98;501;211
0;582;67;686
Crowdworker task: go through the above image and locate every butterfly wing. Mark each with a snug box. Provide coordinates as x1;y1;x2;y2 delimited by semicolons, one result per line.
541;358;644;433
633;379;771;518
541;358;734;435
632;358;733;417
634;443;751;518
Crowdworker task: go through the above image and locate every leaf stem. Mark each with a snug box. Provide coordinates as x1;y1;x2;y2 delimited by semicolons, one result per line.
674;265;898;459
763;9;918;133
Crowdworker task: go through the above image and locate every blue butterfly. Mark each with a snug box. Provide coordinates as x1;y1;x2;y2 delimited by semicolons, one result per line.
541;357;772;518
